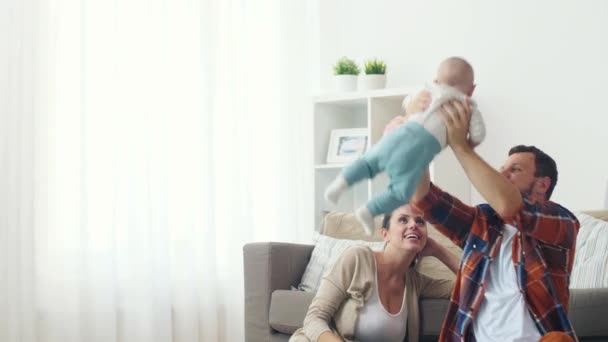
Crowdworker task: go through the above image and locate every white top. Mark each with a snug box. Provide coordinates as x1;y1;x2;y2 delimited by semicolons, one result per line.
472;224;541;342
354;263;408;342
405;84;486;149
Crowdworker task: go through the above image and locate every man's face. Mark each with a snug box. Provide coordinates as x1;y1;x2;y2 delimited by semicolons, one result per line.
499;152;537;195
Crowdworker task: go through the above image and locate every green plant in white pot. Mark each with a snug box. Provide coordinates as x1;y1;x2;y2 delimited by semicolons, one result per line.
333;57;360;92
361;59;387;91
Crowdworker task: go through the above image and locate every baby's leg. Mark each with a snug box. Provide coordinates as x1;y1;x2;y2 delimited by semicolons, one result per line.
356;190;404;235
324;157;380;204
343;157;381;184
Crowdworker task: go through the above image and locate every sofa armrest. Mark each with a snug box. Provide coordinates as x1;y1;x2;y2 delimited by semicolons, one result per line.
243;242;314;342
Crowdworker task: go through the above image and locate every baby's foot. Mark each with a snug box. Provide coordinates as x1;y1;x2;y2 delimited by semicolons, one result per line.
355;206;374;236
324;175;347;205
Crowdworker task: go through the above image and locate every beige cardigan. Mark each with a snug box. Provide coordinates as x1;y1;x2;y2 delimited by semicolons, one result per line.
290;245;453;342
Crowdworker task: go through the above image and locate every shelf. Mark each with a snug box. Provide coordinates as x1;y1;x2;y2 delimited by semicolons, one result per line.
312;86;418;104
315;163;346;170
311;86;470;231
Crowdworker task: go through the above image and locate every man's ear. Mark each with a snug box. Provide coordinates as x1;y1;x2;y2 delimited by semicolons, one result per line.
535;176;551;196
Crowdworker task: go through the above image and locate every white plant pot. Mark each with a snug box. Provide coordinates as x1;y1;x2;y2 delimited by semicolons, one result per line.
334;75;358;92
360;74;387;91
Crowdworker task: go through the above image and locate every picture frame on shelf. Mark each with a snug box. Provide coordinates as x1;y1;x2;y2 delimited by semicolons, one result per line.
326;128;368;164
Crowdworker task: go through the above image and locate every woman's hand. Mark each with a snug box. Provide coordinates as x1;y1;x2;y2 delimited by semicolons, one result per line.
405;90;432;116
419;237;440;258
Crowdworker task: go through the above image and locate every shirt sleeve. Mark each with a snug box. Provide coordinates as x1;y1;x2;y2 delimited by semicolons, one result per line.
513;198;580;249
412;183;477;248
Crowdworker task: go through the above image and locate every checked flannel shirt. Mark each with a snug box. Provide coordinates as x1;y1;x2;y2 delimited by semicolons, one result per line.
413;183;580;342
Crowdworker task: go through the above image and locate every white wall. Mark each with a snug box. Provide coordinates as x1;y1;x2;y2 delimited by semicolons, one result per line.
319;0;608;210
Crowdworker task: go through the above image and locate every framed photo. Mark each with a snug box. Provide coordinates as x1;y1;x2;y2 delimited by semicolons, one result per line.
326;128;368;164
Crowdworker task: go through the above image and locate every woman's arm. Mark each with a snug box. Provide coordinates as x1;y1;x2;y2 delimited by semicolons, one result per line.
301;247;362;341
420;237;459;274
318;331;343;342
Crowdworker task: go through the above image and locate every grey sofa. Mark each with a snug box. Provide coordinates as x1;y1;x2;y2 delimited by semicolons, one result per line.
243;211;608;342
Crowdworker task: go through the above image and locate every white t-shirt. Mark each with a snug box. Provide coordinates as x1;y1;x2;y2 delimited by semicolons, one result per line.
472;224;541;342
403;84;485;148
354;263;408;342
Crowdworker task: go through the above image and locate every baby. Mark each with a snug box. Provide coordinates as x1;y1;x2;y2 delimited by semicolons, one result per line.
324;57;486;235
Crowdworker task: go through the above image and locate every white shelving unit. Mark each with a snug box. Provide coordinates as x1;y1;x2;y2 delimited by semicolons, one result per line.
312;87;471;230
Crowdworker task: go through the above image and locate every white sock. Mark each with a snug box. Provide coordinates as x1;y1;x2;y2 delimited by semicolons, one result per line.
324;175;348;205
355;206;374;236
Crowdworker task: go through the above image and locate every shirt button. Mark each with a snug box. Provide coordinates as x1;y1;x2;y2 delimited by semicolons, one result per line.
473;244;477;249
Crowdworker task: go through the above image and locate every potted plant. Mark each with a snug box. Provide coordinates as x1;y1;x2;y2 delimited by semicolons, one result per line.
333;57;360;92
361;58;387;90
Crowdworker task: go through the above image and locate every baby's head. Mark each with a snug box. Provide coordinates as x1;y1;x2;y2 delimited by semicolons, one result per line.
435;57;475;96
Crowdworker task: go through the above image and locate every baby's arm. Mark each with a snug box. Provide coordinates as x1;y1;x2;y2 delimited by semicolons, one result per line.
384;91;432;136
383;115;407;136
468;108;486;147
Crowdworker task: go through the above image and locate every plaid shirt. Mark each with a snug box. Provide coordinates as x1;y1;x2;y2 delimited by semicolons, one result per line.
413;183;580;342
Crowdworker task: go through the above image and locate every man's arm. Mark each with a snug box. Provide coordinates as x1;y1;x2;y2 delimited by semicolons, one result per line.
411;169;475;248
440;99;523;219
411;167;431;203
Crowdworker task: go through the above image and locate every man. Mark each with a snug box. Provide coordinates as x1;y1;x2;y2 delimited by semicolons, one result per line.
410;97;579;341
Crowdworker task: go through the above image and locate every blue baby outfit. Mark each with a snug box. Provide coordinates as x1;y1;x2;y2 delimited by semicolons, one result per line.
342;121;441;216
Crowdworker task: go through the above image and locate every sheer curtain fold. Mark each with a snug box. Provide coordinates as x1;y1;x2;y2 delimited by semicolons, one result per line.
1;0;315;341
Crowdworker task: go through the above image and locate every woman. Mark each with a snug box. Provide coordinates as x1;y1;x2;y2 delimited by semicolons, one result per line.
290;204;460;342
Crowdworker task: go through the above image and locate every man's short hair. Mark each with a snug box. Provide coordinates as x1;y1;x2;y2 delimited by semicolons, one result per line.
508;145;558;199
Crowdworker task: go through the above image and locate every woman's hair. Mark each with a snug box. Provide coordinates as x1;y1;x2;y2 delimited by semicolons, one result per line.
381;213;392;230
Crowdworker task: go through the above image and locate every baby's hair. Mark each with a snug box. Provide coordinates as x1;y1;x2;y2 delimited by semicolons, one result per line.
441;56;475;80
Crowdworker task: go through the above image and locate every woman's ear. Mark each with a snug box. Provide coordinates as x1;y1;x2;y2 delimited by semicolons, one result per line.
380;228;389;242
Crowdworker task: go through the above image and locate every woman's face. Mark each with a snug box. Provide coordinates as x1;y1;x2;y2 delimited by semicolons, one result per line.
383;204;428;253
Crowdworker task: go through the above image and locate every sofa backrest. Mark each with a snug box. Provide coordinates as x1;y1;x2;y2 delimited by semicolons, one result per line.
582;210;608;221
320;211;461;281
319;209;608;281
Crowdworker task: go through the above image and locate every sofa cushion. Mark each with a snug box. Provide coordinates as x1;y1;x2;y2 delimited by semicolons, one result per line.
419;298;450;336
269;288;451;336
568;288;608;337
297;234;385;292
268;289;608;338
269;290;315;334
321;211;385;241
571;212;608;288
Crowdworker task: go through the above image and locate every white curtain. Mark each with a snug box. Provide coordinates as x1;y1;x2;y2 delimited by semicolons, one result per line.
0;0;317;341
